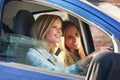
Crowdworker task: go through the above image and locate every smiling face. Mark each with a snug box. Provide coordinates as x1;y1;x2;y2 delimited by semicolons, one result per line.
44;19;62;44
65;25;81;53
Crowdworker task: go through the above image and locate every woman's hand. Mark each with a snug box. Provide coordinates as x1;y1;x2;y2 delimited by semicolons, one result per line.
80;46;113;67
92;46;113;57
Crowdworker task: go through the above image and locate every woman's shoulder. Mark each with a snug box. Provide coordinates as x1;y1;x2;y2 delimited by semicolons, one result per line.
27;47;43;55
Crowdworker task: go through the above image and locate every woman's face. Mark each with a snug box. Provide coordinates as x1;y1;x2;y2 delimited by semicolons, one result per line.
65;25;81;51
44;19;62;44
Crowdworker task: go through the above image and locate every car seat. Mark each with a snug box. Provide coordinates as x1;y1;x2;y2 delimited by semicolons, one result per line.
13;10;35;37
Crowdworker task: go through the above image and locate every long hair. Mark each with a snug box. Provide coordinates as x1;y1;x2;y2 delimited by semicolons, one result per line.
31;14;62;40
60;21;86;66
31;14;62;54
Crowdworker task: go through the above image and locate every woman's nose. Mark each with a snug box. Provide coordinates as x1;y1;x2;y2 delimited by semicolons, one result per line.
57;28;62;33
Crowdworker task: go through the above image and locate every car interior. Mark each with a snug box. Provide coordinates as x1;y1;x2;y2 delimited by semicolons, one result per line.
0;0;114;72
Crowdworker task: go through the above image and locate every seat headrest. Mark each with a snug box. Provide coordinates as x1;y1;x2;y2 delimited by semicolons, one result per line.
13;10;35;37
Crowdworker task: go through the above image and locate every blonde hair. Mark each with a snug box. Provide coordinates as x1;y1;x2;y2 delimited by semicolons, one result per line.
59;21;86;66
31;14;62;40
31;14;62;53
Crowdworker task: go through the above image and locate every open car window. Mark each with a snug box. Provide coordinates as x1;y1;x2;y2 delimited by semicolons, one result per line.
89;25;114;51
1;0;115;62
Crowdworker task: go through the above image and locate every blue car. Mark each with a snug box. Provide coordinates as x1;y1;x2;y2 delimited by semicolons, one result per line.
0;0;120;80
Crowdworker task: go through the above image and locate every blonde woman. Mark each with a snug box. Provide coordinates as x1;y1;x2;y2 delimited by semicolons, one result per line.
58;21;86;67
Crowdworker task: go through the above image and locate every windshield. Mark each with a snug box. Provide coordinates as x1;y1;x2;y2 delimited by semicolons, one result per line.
82;0;120;22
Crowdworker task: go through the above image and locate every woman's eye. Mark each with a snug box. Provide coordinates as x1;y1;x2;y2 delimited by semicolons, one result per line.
52;26;56;28
76;32;80;37
66;36;72;39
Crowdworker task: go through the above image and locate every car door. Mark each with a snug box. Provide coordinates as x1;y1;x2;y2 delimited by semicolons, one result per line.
0;0;120;79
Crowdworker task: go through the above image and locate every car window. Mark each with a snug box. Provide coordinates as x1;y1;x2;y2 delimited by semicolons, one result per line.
0;0;117;75
1;0;115;61
89;25;113;50
1;0;70;64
